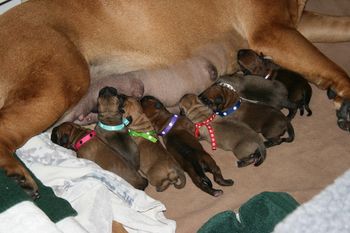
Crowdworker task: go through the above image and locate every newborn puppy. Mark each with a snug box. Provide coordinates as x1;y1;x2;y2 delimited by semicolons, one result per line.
95;86;140;170
141;96;233;197
200;84;294;148
216;73;297;114
179;94;266;167
51;122;148;190
237;49;312;119
118;95;186;192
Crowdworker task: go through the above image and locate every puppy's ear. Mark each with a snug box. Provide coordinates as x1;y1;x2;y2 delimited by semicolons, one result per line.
179;108;185;116
117;94;127;113
99;86;118;97
51;126;59;144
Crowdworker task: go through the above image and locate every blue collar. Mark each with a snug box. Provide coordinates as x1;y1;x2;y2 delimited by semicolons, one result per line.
97;118;130;131
215;100;241;117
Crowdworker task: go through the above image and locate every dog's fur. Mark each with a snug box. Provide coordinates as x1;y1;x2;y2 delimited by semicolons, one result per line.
119;95;186;192
51;122;148;190
237;49;312;119
216;73;297;112
179;94;266;167
95;87;140;170
141;96;233;197
200;84;295;148
1;0;350;195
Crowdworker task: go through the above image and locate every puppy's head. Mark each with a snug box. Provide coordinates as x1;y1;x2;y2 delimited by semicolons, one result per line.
51;122;84;150
179;94;213;122
140;96;167;119
97;86;123;124
237;49;271;76
199;85;229;112
119;96;144;125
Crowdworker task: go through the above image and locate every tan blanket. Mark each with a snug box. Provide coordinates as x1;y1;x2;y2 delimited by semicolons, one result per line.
145;1;350;232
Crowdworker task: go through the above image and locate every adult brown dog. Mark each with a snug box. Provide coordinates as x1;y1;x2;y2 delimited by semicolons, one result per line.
118;95;186;192
1;0;350;196
51;122;148;190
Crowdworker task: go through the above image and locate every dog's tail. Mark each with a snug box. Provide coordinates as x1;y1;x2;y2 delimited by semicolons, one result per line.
282;121;295;143
173;167;186;189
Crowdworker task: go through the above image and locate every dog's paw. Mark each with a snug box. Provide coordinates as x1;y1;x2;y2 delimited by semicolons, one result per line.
336;99;350;131
3;160;40;200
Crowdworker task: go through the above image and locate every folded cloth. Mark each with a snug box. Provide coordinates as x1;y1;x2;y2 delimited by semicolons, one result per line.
198;192;299;233
273;169;350;233
0;156;77;223
15;132;176;233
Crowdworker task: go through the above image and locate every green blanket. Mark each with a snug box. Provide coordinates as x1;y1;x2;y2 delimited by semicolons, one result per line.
0;154;77;223
198;192;299;233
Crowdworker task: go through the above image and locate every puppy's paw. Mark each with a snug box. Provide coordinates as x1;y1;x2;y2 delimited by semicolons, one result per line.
336;99;350;132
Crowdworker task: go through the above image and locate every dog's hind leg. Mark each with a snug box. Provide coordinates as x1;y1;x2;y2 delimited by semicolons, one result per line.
0;40;90;198
201;153;234;187
298;11;350;43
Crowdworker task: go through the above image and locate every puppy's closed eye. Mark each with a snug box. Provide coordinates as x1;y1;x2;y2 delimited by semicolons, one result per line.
59;133;70;147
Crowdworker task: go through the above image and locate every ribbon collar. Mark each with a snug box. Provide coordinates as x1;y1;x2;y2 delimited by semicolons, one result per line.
215;100;241;117
74;130;97;151
128;130;158;143
194;114;217;150
97;118;130;131
159;114;179;136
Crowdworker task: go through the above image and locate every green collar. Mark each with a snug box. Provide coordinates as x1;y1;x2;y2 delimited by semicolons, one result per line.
97;118;130;131
128;130;158;143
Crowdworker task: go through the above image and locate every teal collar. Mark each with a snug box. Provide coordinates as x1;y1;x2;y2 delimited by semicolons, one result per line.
97;118;130;131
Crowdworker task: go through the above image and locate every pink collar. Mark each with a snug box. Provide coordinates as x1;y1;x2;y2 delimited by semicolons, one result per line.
74;130;97;150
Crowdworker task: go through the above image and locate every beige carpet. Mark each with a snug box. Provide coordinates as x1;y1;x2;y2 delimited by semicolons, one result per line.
145;1;350;232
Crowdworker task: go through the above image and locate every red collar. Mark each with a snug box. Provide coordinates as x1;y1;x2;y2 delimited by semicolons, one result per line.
194;114;217;150
74;130;97;150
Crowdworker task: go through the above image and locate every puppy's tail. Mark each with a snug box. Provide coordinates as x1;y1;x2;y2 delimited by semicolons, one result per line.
173;167;186;189
282;121;295;143
303;83;313;116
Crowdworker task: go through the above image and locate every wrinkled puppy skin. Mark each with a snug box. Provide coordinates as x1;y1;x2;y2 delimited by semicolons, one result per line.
119;95;186;192
179;93;266;167
141;95;233;197
51;122;148;190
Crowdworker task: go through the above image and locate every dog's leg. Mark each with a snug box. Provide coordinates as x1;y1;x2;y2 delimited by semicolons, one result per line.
298;11;350;43
201;154;234;187
0;41;90;197
248;25;350;129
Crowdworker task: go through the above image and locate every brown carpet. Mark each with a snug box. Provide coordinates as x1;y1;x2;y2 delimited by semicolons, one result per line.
145;1;350;232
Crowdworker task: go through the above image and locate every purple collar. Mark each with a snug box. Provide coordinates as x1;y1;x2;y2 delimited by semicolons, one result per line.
159;114;179;136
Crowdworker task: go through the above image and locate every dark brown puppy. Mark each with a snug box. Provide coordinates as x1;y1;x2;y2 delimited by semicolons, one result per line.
95;87;140;170
119;95;186;192
217;73;297;112
200;84;295;148
141;96;233;197
51;122;148;190
179;94;266;167
237;49;312;119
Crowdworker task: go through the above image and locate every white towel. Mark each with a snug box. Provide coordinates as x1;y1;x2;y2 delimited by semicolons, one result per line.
14;132;176;233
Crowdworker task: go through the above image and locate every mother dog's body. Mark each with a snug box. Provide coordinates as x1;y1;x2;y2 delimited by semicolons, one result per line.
1;0;350;195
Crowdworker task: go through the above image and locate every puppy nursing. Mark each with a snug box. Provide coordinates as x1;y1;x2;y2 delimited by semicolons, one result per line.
141;96;233;197
200;81;295;148
51;122;148;190
237;49;313;119
179;94;266;167
118;95;186;192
